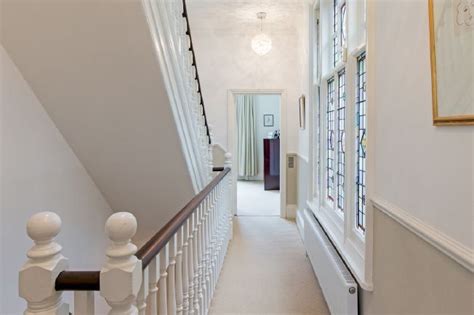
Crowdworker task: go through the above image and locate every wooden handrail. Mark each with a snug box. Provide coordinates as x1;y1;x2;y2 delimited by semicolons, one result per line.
55;271;100;291
54;167;231;291
136;167;230;267
182;0;211;144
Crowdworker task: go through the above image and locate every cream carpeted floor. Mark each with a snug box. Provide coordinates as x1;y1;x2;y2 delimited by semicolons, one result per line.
237;180;280;216
209;217;330;315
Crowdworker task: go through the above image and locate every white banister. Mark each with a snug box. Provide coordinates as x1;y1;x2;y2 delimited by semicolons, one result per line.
182;220;190;315
137;267;149;315
19;163;233;315
100;212;142;315
167;235;177;314
19;212;69;315
176;226;184;315
158;247;168;315
146;257;159;315
187;215;195;315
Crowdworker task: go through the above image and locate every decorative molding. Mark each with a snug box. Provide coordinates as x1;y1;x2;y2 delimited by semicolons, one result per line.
372;196;474;273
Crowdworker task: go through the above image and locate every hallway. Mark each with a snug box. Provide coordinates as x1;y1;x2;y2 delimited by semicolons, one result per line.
210;217;330;314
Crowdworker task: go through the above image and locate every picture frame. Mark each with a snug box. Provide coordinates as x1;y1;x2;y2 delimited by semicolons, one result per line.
299;95;306;129
428;0;474;125
263;114;274;127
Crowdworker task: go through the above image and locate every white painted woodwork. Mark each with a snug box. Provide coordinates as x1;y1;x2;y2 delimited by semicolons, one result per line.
176;227;184;315
74;291;95;315
20;155;233;315
167;236;177;314
19;212;69;315
138;268;149;315
158;249;168;315
100;212;142;315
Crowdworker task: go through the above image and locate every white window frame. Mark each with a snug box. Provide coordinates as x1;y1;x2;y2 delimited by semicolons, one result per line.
308;0;373;291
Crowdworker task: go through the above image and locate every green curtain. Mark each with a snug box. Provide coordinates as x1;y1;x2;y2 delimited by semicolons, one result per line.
236;95;258;178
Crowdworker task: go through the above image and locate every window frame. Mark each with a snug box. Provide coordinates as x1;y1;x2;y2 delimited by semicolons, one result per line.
308;0;373;291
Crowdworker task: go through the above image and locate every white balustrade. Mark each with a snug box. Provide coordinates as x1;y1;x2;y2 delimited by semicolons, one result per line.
20;153;233;315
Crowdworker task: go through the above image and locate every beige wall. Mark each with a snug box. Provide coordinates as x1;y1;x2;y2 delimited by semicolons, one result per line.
361;210;474;315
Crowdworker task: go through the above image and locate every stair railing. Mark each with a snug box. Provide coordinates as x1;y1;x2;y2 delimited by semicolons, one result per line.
19;154;233;315
142;0;213;190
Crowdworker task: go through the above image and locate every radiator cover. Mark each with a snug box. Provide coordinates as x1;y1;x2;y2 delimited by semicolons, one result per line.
303;209;358;315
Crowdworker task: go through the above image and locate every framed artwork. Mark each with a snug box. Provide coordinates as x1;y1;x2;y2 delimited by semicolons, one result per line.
264;114;274;127
429;0;474;125
299;95;306;129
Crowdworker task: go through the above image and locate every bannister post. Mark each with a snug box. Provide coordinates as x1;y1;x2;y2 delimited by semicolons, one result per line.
19;212;69;315
100;212;142;315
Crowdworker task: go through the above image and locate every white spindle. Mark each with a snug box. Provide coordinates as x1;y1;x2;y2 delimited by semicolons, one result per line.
176;227;184;315
187;214;195;315
146;257;158;315
137;268;149;315
167;235;177;315
74;291;95;315
19;212;69;315
182;220;190;315
100;212;142;315
158;247;168;315
193;208;200;314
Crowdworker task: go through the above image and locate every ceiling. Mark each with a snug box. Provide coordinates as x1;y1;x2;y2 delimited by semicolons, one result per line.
187;0;308;34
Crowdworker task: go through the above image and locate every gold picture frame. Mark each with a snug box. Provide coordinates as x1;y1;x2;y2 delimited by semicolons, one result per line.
428;0;474;125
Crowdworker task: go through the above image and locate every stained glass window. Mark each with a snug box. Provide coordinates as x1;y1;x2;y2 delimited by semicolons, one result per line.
356;53;367;232
326;78;336;203
337;69;346;212
341;3;347;49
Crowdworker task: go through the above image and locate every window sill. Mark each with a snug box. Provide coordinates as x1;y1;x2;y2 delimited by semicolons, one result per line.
307;199;373;291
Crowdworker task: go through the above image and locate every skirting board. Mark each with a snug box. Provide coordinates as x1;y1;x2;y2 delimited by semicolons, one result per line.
286;204;298;219
372;196;474;273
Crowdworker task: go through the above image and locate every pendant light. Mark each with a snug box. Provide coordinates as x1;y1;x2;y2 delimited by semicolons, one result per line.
251;12;272;56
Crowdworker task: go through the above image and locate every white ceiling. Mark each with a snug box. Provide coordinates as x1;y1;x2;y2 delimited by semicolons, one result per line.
187;0;308;34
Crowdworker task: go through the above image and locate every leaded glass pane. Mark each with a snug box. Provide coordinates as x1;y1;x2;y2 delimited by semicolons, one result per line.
337;69;346;212
326;78;336;203
356;53;367;232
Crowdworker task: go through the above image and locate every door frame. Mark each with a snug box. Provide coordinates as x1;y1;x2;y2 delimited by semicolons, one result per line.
227;89;288;218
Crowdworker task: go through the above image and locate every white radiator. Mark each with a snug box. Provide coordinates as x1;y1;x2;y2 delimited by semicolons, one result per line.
303;209;358;315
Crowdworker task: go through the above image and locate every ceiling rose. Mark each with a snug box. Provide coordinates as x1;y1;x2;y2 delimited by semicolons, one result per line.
251;12;272;56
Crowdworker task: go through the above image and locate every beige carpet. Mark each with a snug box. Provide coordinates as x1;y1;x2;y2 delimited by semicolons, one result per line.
210;217;330;315
237;180;280;216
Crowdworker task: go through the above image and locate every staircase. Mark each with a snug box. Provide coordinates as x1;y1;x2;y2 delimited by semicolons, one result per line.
1;0;237;313
1;0;212;234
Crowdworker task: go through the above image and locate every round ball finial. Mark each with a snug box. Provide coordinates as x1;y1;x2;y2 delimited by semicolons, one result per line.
27;211;61;242
224;152;232;160
105;212;137;243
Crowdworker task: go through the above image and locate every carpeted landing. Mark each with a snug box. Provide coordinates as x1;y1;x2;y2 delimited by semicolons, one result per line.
209;216;330;315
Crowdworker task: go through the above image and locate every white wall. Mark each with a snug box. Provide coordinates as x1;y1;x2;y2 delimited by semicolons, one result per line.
361;1;473;313
372;0;473;249
0;46;113;314
188;2;310;159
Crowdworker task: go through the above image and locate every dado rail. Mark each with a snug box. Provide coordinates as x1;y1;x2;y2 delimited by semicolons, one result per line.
19;158;233;315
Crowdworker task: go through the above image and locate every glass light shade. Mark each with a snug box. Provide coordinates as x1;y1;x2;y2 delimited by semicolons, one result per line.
251;33;272;56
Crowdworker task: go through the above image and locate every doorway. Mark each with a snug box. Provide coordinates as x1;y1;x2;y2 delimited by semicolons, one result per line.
227;90;287;217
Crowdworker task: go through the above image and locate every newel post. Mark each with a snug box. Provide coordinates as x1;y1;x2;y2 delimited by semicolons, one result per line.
19;212;69;315
100;212;142;315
